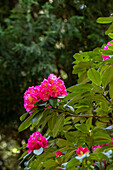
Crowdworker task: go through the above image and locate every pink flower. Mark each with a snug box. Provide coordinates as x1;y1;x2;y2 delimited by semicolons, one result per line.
58;168;62;170
49;82;61;98
27;132;49;153
55;151;62;158
40;88;50;101
48;74;58;84
76;146;90;156
40;79;49;89
102;40;113;61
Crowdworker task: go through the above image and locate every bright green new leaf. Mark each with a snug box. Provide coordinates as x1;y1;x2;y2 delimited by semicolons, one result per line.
87;68;101;86
105;23;113;35
108;33;113;39
97;17;113;24
20;112;29;121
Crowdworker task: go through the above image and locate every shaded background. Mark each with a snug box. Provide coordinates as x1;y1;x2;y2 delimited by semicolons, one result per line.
0;0;112;169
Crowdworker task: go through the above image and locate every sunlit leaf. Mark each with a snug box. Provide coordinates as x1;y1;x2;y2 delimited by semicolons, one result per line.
97;17;113;24
87;68;101;86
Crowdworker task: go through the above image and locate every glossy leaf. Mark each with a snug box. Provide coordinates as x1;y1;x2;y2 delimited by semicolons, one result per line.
20;112;29;121
102;66;113;88
18;110;38;132
53;113;65;137
87;68;101;86
43;159;58;168
97;17;113;24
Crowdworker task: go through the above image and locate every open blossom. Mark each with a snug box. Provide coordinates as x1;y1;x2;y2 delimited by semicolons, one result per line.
76;146;90;156
55;151;62;158
27;132;49;153
102;40;113;61
24;74;67;113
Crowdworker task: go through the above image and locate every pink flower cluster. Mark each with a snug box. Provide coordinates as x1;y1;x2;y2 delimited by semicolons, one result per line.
27;132;49;153
102;40;113;61
76;146;90;156
24;74;67;114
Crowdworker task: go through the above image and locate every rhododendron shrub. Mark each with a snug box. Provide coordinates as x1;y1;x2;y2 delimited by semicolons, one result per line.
19;16;113;170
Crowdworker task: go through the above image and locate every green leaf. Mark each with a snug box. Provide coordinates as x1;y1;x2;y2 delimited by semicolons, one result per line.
66;94;84;105
101;49;113;56
102;66;113;88
41;115;52;131
66;158;81;169
75;124;89;133
86;117;92;131
56;138;74;147
64;150;75;162
97;17;113;24
20;112;29;121
53;113;65;138
48;113;57;131
19;150;28;160
43;159;57;168
67;83;93;92
88;94;107;103
18;110;38;132
49;98;57;107
93;129;112;145
108;33;113;39
105;23;113;35
87;68;101;86
109;80;113;99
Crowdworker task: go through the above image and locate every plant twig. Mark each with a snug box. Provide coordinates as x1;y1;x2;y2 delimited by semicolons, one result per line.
67;114;111;119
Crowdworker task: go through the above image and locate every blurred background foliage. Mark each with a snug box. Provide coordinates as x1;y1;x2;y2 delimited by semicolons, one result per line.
0;0;113;169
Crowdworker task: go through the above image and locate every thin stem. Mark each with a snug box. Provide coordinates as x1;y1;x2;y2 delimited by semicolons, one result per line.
67;114;111;119
53;109;112;119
